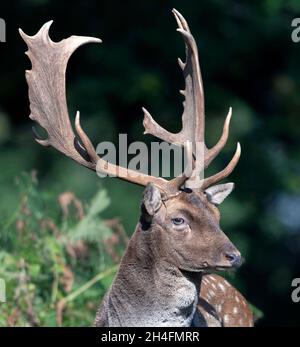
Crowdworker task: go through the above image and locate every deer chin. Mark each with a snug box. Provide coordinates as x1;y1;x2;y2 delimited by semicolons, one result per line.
211;262;242;272
178;262;230;273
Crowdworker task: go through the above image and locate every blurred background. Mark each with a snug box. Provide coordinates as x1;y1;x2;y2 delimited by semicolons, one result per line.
0;0;300;326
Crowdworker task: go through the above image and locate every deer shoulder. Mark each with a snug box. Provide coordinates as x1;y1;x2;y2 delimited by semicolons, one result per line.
195;274;253;327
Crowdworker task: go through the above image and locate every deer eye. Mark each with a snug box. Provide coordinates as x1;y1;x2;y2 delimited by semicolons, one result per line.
172;217;185;226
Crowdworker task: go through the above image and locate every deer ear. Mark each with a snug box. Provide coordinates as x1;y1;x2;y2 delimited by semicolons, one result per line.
205;183;234;205
142;183;162;216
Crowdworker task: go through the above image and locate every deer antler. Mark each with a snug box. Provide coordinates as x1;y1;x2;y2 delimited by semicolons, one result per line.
20;9;239;194
143;9;240;189
143;9;204;150
19;20;191;194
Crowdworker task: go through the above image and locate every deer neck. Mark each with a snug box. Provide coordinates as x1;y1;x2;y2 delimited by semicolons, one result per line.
105;223;202;327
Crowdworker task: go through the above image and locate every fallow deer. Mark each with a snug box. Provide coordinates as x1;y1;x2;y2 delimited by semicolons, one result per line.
20;9;253;327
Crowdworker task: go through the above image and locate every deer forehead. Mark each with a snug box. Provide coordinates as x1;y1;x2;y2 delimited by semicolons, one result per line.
165;191;219;219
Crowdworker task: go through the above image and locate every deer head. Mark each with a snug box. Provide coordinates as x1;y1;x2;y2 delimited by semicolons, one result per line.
140;182;240;272
20;9;241;272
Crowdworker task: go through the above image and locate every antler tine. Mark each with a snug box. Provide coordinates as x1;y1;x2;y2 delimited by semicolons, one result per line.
204;107;232;168
201;143;241;190
172;8;190;32
74;111;99;165
142;107;179;145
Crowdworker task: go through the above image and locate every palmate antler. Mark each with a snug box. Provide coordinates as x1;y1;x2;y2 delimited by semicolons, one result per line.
20;9;240;194
19;20;191;195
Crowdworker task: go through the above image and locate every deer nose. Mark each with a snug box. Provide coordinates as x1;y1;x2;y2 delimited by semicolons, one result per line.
225;251;242;268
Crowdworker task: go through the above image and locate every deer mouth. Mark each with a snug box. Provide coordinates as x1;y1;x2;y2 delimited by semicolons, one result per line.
203;262;232;271
211;260;244;271
201;260;242;272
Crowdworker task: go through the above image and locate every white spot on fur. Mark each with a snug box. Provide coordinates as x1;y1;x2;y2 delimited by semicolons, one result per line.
233;306;238;314
224;314;229;324
235;296;240;303
209;290;215;297
211;283;216;290
206;294;211;300
218;283;225;292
